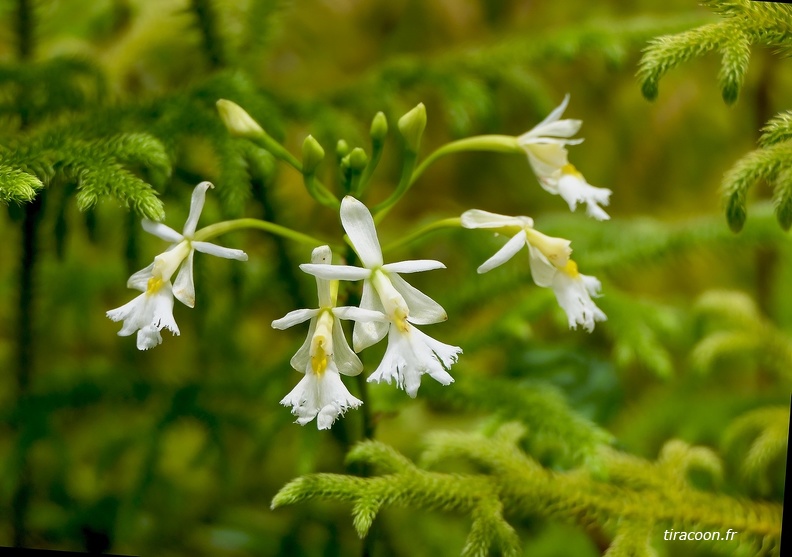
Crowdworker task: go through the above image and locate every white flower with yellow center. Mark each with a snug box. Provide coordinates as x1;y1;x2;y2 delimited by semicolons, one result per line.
273;246;386;429
517;95;612;221
107;182;248;350
462;209;606;332
302;196;461;398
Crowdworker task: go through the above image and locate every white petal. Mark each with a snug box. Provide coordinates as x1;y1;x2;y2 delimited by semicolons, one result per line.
107;295;146;335
300;263;371;281
381;259;446;274
172;251;195;308
151;285;179;334
557;174;612;220
142;219;183;243
127;263;154;291
272;308;320;330
331;317;363;376
524;143;569;180
461;209;530;230
527;244;557;288
353;281;389;351
332;306;389;323
535;93;570;128
387;273;447;324
551;272;606;332
192;241;248;260
290;319;317;373
340;196;383;268
477;230;527;274
530;119;582;139
280;363;362;429
183;181;213;237
136;325;163;350
311;246;334;307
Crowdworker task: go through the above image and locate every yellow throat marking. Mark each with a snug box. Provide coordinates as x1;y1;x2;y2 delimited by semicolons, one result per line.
563;259;580;278
561;163;583;179
146;276;165;295
311;337;328;375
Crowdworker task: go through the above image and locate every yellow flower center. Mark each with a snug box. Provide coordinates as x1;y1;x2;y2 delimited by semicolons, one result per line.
146;276;165;294
562;163;583;179
393;307;410;333
563;259;580;278
311;337;328;376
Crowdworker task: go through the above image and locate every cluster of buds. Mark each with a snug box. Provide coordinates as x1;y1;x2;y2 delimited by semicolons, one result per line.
106;94;609;429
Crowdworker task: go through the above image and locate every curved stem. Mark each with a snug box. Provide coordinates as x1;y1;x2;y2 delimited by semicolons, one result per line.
193;218;343;252
411;135;521;185
381;217;462;254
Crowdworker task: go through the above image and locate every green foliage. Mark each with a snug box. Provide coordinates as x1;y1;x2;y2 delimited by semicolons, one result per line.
273;424;782;555
722;407;789;495
639;1;792;230
691;290;792;381
638;0;791;104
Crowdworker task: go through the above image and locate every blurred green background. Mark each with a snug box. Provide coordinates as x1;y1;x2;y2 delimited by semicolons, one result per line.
0;0;788;555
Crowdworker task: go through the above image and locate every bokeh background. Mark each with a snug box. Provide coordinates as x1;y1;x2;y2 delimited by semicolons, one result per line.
0;0;788;555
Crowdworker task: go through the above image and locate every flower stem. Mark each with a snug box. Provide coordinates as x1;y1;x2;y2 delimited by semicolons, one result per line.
193;218;342;252
381;217;462;254
411;135;521;184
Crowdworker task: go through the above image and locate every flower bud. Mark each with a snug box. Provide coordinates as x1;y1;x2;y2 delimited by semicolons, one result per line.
216;99;265;139
302;135;325;174
347;147;368;172
336;139;350;159
398;103;426;152
370;112;388;142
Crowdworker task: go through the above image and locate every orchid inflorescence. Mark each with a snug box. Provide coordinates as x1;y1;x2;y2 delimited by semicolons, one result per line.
107;95;610;429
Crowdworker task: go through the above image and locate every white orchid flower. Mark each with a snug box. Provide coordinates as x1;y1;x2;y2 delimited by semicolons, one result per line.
462;209;606;332
302;196;461;398
107;182;248;350
273;246;387;429
517;95;612;220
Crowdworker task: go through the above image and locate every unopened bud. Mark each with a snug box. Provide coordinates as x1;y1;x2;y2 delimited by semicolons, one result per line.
302;135;325;174
370;112;388;142
216;99;265;139
398;103;426;152
348;148;368;172
336;139;350;159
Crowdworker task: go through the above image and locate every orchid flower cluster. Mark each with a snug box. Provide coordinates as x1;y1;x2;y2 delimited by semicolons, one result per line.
106;95;610;429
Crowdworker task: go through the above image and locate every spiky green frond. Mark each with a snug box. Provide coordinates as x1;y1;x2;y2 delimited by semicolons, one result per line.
423;376;613;467
273;425;782;554
759;111;792;148
691;290;792;381
0;132;168;220
0;166;43;203
722;139;792;232
638;0;792;104
722;407;789;494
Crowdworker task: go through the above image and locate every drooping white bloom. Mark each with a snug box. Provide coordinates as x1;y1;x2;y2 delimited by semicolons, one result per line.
273;246;386;429
302;196;461;397
517;95;612;220
550;260;607;332
107;182;248;349
461;209;606;332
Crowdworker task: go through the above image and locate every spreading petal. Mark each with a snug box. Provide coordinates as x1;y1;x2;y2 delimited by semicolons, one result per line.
142;219;183;243
290;318;317;373
183;181;212;237
172;250;195;307
127;263;154;291
557;173;612;221
272;308;321;330
551;271;606;332
478;229;527;274
461;209;531;230
331;317;363;376
381;260;446;274
300;263;371;281
192;241;249;260
387;272;447;324
280;362;362;429
332;306;389;323
353;280;389;351
340;196;383;268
